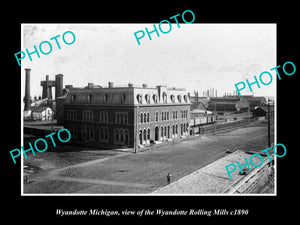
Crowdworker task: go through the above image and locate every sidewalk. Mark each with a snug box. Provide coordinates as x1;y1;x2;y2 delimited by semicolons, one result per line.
153;150;273;194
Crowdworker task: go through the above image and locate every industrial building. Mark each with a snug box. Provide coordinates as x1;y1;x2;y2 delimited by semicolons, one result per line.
63;83;191;148
23;68;65;121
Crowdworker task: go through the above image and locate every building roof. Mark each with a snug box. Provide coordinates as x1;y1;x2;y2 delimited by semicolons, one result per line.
241;96;266;102
31;106;51;113
191;102;207;111
64;83;191;106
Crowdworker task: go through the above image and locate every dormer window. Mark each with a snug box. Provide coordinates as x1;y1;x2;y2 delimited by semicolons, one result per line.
145;94;150;104
71;94;76;103
153;94;158;103
170;95;175;103
87;94;92;103
183;95;188;103
162;92;167;103
136;94;142;104
177;95;182;103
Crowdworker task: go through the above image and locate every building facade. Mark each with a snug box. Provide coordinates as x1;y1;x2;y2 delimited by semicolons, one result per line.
63;83;191;149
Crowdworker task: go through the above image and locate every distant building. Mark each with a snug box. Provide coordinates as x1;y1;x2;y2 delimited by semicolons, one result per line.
207;97;249;112
252;104;274;118
63;83;191;148
241;96;266;108
32;106;53;121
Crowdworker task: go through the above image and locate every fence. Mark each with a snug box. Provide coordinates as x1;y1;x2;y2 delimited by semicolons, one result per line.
194;117;259;135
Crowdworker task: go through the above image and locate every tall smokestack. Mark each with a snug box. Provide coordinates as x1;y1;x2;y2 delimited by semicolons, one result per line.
24;68;31;111
55;74;64;99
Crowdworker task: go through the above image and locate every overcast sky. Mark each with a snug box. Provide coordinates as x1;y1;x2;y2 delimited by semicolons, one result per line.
21;23;276;100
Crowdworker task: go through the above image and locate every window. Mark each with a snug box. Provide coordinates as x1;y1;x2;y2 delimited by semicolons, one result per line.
145;94;150;104
144;112;147;123
155;111;158;121
177;95;182;103
100;111;108;123
153;94;158;103
147;112;150;123
87;94;92;103
103;94;108;103
83;111;93;122
170;95;175;103
71;95;76;103
67;110;77;120
183;95;188;103
137;94;142;104
99;127;109;143
140;113;143;123
162;92;167;103
115;112;128;124
147;128;150;140
120;94;126;104
143;129;147;142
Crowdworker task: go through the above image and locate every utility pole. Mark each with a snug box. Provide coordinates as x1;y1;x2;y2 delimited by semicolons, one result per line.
134;106;139;153
268;101;271;147
214;102;216;134
248;103;250;126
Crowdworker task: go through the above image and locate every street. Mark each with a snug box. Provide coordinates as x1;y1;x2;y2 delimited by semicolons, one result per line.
24;121;274;194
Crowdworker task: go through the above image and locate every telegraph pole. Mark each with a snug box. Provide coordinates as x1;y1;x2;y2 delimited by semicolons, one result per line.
134;106;139;153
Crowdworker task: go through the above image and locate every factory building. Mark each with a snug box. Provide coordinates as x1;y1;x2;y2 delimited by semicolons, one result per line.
63;83;191;149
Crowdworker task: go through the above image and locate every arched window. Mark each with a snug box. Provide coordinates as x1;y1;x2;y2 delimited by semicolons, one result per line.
116;113;119;123
120;129;124;142
120;94;126;104
71;95;76;103
170;95;175;103
145;94;150;104
143;129;147;142
183;95;188;103
87;94;92;103
153;94;158;103
103;94;108;103
124;113;128;124
162;92;167;103
137;94;142;104
177;95;182;103
147;128;150;140
104;127;108;141
155;111;158;121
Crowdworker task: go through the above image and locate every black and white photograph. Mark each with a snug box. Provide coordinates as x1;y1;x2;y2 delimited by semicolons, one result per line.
4;4;298;224
20;23;276;195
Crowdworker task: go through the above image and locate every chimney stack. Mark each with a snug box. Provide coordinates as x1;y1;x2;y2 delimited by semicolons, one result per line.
108;82;113;88
88;82;94;88
24;68;31;111
55;74;64;99
128;83;133;88
142;84;147;88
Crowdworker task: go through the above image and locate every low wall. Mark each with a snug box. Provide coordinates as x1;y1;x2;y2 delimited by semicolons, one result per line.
227;159;275;194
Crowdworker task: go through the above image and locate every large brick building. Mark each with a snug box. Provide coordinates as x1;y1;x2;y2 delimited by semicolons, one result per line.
63;82;191;149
